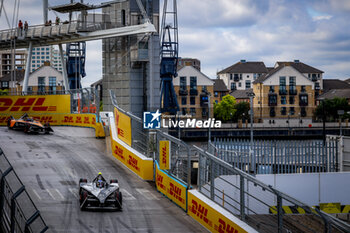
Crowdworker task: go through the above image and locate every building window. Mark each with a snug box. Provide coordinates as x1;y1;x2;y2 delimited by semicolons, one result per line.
268;94;277;106
181;97;187;105
253;73;258;80
190;76;197;90
238;82;241;87
300;107;307;117
270;107;275;117
281;96;286;104
299;94;308;106
38;76;45;93
269;86;275;93
214;92;218;97
202;86;207;93
49;77;56;94
190;108;196;116
301;85;306;92
202;108;207;117
239;74;242;80
281;107;287;115
190;96;196;105
180;76;186;90
230;83;236;91
234;74;239;82
182;108;187;115
289;96;295;104
245;80;251;89
230;74;232;80
290;107;295;115
2;82;8;88
279;76;287;95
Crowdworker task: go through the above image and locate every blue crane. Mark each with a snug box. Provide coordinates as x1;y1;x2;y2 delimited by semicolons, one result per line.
66;42;86;90
159;0;179;114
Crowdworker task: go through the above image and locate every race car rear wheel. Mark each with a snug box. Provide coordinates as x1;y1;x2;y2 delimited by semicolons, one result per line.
115;191;122;208
24;124;30;133
79;189;88;210
110;179;118;184
79;178;87;184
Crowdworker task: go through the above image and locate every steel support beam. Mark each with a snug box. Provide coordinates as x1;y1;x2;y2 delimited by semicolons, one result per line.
22;41;33;94
59;44;69;91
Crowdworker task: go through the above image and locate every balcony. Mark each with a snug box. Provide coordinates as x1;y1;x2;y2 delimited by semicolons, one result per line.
179;89;188;96
289;87;297;95
279;87;287;95
299;93;308;106
190;89;198;96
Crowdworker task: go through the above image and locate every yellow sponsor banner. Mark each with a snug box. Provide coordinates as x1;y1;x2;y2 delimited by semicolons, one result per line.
155;162;187;210
114;108;132;146
159;140;170;170
188;191;248;233
0;95;70;114
320;203;341;214
110;135;153;180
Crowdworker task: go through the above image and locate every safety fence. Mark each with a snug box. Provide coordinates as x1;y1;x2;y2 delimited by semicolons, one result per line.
195;146;350;233
0;148;48;233
212;138;338;174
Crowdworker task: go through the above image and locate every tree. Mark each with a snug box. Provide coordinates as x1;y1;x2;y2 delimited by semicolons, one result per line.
233;101;250;122
314;97;350;121
214;95;237;122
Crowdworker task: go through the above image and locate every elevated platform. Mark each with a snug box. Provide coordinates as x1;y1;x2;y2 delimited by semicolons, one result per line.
0;22;156;50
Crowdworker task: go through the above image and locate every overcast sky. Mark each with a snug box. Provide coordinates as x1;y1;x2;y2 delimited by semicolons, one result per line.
1;0;350;86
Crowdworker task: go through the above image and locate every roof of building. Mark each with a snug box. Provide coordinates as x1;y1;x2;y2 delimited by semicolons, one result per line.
318;89;350;100
90;78;103;87
0;70;25;82
323;79;350;91
229;88;253;99
213;79;228;92
217;61;268;74
29;61;61;76
253;65;285;84
276;61;323;73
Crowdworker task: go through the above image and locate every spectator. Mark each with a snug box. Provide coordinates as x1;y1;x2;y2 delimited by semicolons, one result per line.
18;20;23;36
24;21;28;33
45;20;49;26
48;20;52;26
55;16;60;25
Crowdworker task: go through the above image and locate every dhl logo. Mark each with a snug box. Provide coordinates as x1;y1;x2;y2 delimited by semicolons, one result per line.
191;199;211;226
118;128;125;137
0;97;56;112
76;116;83;124
32;116;57;123
114;145;125;160
217;218;238;233
63;116;74;123
84;117;90;124
128;155;140;171
169;182;184;204
161;146;167;165
156;173;166;190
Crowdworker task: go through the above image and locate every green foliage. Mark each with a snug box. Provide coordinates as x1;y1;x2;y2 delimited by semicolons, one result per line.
0;89;9;96
214;95;237;122
232;101;250;122
314;97;350;121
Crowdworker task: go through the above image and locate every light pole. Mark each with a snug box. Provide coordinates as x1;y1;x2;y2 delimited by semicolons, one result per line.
338;110;344;136
247;92;255;174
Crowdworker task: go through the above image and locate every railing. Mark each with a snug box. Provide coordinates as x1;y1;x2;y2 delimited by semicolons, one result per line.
195;146;350;233
0;148;48;233
212;138;338;174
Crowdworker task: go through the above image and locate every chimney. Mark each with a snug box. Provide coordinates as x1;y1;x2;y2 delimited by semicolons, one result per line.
240;59;246;63
294;60;300;63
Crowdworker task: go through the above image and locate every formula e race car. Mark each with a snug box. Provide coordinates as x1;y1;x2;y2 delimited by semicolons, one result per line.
7;113;53;134
79;173;122;210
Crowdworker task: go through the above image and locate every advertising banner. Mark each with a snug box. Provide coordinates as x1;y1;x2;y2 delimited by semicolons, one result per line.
114;108;132;146
155;162;187;210
188;191;249;233
0;95;71;114
111;136;153;180
159;140;170;170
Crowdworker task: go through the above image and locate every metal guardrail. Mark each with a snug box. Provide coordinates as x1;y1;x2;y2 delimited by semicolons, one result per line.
109;90;193;187
212;138;338;174
0;148;48;233
194;145;350;233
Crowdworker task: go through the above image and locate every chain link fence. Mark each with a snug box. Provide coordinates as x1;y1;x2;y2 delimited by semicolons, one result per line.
0;148;48;233
194;145;350;233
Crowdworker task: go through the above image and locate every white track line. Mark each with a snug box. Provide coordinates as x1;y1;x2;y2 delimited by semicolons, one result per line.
120;188;136;200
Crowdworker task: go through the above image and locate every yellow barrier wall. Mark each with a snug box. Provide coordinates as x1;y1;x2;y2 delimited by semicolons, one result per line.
0;95;70;113
155;162;187;211
114;108;132;146
188;190;254;233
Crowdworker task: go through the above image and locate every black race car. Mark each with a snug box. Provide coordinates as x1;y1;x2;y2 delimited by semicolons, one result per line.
79;173;122;210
